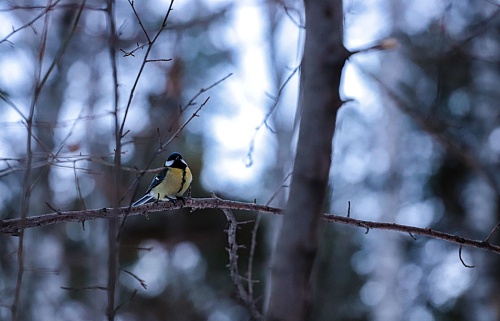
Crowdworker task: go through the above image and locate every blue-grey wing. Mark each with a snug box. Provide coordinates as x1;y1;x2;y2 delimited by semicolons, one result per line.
132;194;153;206
145;169;167;194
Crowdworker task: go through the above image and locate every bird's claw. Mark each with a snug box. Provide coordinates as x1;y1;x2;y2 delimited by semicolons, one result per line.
169;196;185;206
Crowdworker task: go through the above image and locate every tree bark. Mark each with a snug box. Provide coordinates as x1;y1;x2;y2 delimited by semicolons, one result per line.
265;0;348;320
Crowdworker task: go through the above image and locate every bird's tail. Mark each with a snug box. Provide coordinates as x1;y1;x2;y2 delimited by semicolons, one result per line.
132;194;153;206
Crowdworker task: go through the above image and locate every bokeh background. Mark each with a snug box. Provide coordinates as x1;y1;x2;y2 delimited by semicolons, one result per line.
1;0;500;320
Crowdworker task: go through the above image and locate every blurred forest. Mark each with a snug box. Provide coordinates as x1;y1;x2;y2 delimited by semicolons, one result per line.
1;0;500;321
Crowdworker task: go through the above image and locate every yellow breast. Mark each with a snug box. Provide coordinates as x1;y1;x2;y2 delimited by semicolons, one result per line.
150;167;192;200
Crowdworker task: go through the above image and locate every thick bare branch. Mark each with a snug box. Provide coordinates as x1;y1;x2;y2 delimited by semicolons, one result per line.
0;198;277;234
2;197;499;255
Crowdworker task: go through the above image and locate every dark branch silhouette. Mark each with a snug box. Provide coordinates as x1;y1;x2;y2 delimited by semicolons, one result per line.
2;197;499;256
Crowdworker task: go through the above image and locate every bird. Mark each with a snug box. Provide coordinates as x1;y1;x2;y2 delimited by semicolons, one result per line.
132;152;192;206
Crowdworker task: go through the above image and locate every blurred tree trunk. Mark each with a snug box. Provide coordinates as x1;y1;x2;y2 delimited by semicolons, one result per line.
265;0;348;320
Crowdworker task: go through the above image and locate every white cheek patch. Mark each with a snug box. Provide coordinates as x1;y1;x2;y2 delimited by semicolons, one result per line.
180;159;187;166
165;160;174;166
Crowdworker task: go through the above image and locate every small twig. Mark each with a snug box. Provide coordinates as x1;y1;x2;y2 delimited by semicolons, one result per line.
247;172;293;304
39;0;86;91
119;43;147;57
0;91;26;121
247;212;262;310
145;58;172;63
45;202;60;213
459;245;475;268
165;72;233;133
246;67;299;167
485;221;500;243
265;172;292;206
61;285;108;292
0;155;112;178
158;96;210;153
283;5;305;29
73;161;87;210
349;38;399;56
114;290;138;314
0;3;104;12
180;73;233;113
127;0;151;42
0;0;62;45
121;269;147;289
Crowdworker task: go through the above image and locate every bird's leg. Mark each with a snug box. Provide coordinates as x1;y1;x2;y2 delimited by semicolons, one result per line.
171;196;185;206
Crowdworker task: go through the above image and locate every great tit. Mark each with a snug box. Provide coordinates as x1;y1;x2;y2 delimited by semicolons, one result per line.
132;152;192;206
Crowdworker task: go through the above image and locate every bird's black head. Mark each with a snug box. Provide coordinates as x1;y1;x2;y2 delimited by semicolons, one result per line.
167;152;183;161
165;152;187;169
